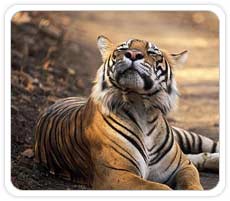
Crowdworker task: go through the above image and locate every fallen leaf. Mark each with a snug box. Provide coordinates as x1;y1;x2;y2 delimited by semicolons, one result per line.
67;68;76;75
12;12;31;25
21;149;34;158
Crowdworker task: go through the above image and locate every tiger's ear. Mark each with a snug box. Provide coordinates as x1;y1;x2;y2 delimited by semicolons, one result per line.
97;35;114;62
171;50;188;67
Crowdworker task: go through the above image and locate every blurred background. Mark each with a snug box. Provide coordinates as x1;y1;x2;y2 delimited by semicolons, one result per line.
11;11;219;190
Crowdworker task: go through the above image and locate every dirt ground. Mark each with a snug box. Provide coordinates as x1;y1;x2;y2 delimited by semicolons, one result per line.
11;11;219;190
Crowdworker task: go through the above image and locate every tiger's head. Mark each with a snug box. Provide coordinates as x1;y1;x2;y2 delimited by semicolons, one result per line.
91;35;188;115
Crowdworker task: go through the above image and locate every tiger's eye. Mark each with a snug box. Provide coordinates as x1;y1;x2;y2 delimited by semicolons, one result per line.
147;50;157;55
118;47;128;51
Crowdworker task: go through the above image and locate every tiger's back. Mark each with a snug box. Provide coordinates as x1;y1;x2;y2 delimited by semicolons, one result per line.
34;97;93;185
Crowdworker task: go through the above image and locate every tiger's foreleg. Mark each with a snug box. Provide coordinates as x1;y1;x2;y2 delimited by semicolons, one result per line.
92;166;172;190
175;160;203;190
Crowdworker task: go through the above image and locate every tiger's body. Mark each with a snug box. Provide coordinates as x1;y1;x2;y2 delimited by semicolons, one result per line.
34;36;219;190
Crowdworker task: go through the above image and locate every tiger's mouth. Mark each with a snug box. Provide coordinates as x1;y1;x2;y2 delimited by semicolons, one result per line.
116;68;146;90
121;67;141;78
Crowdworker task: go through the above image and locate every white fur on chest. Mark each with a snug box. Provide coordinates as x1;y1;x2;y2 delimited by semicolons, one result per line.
124;109;177;183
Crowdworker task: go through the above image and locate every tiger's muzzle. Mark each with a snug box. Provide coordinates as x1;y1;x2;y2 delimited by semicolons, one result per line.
113;59;153;92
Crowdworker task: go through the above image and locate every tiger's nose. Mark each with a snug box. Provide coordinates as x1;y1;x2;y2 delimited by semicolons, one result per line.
124;50;144;61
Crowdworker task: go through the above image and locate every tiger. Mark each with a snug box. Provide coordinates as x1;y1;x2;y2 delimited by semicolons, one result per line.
34;35;219;190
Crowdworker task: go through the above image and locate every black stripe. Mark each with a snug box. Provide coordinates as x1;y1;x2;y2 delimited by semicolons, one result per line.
108;116;146;151
147;144;156;152
184;131;191;154
110;145;141;176
164;145;179;171
72;105;90;165
49;113;64;169
156;66;167;78
169;69;172;80
164;59;169;81
155;57;163;69
129;39;134;46
48;111;69;172
198;135;203;153
35;114;48;163
72;108;92;179
163;151;182;184
147;128;165;153
103;116;147;162
106;56;110;67
102;61;106;82
123;108;143;132
149;118;170;155
108;76;124;91
60;112;78;170
79;110;91;154
102;132;141;168
211;141;217;153
147;115;158;124
151;105;164;115
140;73;153;90
190;132;196;153
149;128;174;165
173;129;185;152
146;123;157;136
101;60;108;91
40;114;52;169
98;127;142;176
102;81;108;90
107;55;115;68
106;57;111;77
69;107;87;163
73;109;89;162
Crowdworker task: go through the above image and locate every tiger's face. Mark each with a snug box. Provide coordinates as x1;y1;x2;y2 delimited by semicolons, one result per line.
92;35;188;114
108;39;167;94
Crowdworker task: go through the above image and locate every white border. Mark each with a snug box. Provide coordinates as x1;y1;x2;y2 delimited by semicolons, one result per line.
5;4;226;197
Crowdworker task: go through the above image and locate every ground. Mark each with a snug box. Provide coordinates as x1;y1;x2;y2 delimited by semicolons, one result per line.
11;11;219;190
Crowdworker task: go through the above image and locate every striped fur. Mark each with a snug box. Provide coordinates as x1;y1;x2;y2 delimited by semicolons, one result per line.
34;36;218;190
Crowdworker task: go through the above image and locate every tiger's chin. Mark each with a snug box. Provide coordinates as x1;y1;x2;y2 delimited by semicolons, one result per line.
117;70;145;91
